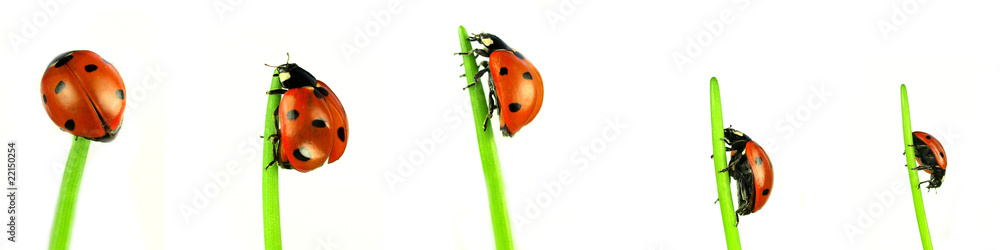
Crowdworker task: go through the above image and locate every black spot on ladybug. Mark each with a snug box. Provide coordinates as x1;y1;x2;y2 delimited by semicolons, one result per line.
85;64;98;72
51;53;74;68
42;95;47;104
292;147;311;162
513;51;525;60
286;110;299;121
522;72;533;80
499;67;508;75
313;88;325;98
337;127;345;142
64;119;75;131
754;156;763;166
508;103;521;112
939;152;944;157
55;81;66;94
761;189;770;196
317;87;330;97
115;89;124;100
925;135;931;139
311;119;326;128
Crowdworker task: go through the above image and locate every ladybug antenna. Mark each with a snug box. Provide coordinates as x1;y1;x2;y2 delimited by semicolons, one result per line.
264;53;292;68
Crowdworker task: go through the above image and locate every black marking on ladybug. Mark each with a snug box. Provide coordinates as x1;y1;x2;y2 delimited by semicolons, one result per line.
42;95;47;104
337;127;345;142
286;110;299;121
522;72;533;80
51;52;74;68
65;119;75;131
499;67;508;75
508;103;521;112
939;152;944;157
311;119;326;128
761;189;770;196
754;156;763;166
317;87;330;97
313;88;326;98
55;81;67;94
925;135;931;139
84;64;98;72
292;147;311;162
513;51;525;60
115;89;124;100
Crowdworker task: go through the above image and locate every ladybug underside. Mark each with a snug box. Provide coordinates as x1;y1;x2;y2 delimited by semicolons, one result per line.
911;135;946;190
727;143;758;216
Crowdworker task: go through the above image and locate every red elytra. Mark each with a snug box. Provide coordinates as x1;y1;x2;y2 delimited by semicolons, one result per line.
41;50;126;142
741;141;773;213
268;62;348;173
488;50;543;137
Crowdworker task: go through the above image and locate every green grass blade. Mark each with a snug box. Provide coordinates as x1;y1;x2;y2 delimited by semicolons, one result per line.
899;84;933;249
457;25;514;250
709;78;741;250
49;137;90;250
262;69;283;250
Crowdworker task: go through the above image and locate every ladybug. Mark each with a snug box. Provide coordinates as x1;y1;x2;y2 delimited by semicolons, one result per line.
459;32;543;137
265;58;348;173
718;127;774;219
910;131;947;191
41;50;126;142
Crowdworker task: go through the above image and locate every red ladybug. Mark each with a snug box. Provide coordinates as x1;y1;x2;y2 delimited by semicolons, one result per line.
266;60;348;173
910;131;947;190
459;32;543;137
41;50;126;142
719;127;774;219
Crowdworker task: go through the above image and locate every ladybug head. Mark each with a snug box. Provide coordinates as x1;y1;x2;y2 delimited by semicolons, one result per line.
275;63;317;89
471;33;513;52
723;127;753;144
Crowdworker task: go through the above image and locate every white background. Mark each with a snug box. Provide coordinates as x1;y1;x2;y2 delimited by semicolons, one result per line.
1;0;998;249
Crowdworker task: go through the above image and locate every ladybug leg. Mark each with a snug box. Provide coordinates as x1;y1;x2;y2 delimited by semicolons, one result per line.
482;79;499;131
266;89;287;95
454;49;490;58
718;166;733;173
461;62;490;89
916;179;932;190
910;164;931;171
266;105;282;170
709;147;733;159
464;66;490;89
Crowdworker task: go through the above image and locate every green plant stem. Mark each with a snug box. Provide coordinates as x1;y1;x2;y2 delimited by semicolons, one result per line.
899;84;933;250
458;25;514;250
709;78;741;250
49;136;90;250
262;69;283;250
